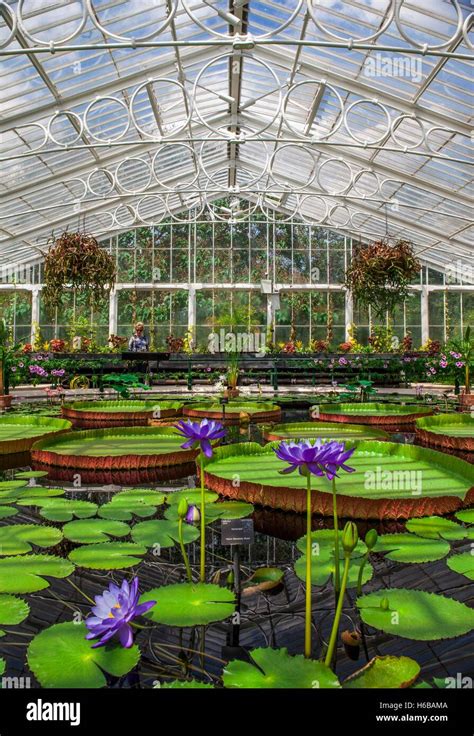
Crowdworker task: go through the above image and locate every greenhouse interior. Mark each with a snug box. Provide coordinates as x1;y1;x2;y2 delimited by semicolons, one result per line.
0;0;473;712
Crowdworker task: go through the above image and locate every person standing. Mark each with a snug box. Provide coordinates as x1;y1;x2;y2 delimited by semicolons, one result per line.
128;322;149;352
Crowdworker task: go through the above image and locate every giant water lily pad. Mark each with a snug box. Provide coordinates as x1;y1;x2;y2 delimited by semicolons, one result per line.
406;516;468;541
69;542;147;570
0;555;74;593
62;519;130;544
202;441;474;518
357;589;474;640
223;647;340;689
264;421;389;442
0;594;29;625
131;520;199;549
294;530;372;588
183;401;281;424
374;533;450;563
141;583;235;626
416;413;474;451
27;622;140;688
0;524;63;556
312;402;432;423
35;498;98;522
0;416;71;455
99;489;165;521
343;656;420;689
446;552;474;580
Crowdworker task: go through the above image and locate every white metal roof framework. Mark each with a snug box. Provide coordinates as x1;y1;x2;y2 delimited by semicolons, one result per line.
0;0;473;274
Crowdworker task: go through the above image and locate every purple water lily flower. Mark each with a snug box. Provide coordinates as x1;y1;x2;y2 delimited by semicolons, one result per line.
273;439;356;481
185;504;201;525
85;577;155;649
174;418;226;458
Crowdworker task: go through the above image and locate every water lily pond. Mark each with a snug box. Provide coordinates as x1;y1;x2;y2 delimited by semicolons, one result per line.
0;401;473;692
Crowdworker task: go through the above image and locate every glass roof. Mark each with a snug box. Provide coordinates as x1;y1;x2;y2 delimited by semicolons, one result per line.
0;0;472;272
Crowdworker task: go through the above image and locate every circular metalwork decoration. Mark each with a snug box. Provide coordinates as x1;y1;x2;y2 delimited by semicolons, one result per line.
84;96;131;142
269;144;317;191
115;157;152;194
462;13;474;50
86;0;177;43
0;1;18;49
193;54;282;136
306;0;395;43
394;0;463;51
199;128;269;189
152;143;199;190
47;111;84;148
87;168;115;197
299;195;328;224
207;194;258;223
182;0;304;40
282;79;344;141
65;177;88;201
11;123;48;153
17;0;87;45
425;125;461;157
136;195;167;225
351;170;380;198
258;190;299;222
390;114;426;151
344;99;391;146
166;192;205;222
113;204;137;228
327;204;351;228
130;78;190;140
316;157;353;195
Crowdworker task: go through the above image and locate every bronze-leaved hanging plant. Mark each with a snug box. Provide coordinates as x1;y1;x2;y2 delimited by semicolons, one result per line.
42;231;116;313
344;239;420;318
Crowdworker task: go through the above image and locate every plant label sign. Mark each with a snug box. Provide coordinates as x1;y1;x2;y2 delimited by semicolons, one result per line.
221;519;254;546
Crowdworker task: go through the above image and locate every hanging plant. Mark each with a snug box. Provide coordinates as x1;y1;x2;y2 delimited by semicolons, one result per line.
344;239;420;318
42;231;116;313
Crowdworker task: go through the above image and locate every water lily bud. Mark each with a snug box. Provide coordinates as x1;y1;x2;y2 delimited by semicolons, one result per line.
365;528;378;551
342;521;359;553
185;504;200;525
227;569;235;588
380;597;390;611
341;629;361;661
177;497;189;520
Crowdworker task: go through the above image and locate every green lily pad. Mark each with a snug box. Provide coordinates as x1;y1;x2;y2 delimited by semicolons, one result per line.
0;524;63;556
406;516;468;541
35;498;98;522
0;594;30;625
14;471;49;480
18;487;65;499
160;680;215;689
357;589;474;641
446;552;474;581
455;509;474;524
131;519;199;549
242;567;284;597
69;542;147;569
98;489;165;521
374;533;450;563
295;530;372;588
0;507;18;519
0;658;5;675
62;519;130;544
343;655;420;688
0;481;28;491
27;622;140;688
165;489;218;506
141;583;235;626
223;647;340;689
0;555;75;593
164;500;252;522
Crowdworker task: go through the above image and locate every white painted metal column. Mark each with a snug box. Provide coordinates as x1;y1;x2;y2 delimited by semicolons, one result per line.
188;285;196;347
108;288;118;337
31;287;41;345
344;289;353;340
421;285;429;344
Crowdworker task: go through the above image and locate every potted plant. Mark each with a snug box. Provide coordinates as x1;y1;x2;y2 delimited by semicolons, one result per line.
225;350;240;398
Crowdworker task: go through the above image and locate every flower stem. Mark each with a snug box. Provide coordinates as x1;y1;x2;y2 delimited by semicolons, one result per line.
325;552;351;667
332;477;340;596
200;453;206;583
356;552;370;661
178;517;193;583
304;472;312;659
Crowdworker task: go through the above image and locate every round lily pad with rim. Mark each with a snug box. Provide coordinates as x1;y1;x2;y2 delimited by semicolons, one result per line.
415;413;474;452
202;440;474;519
356;589;474;640
343;655;420;689
406;516;468;541
68;542;148;570
131;519;199;549
446;552;474;581
27;621;140;688
311;402;433;425
183;400;281;424
0;554;75;594
263;420;389;442
223;647;340;689
62;519;130;544
0;524;63;556
140;583;235;627
62;399;184;428
0;594;30;626
373;533;450;563
0;416;72;455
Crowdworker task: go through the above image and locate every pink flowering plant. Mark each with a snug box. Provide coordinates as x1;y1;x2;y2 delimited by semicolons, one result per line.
426;327;473;392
